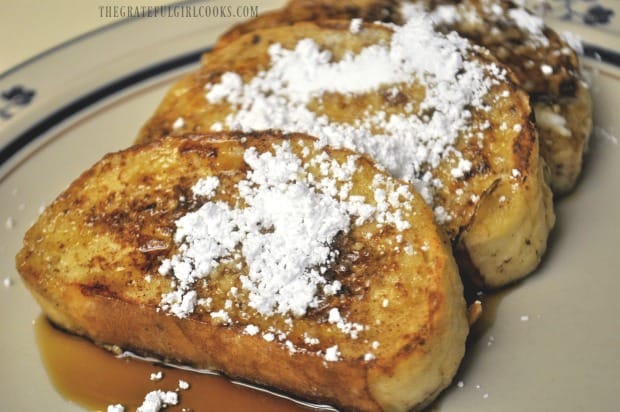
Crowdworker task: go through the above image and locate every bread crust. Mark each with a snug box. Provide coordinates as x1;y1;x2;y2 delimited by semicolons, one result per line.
17;132;468;411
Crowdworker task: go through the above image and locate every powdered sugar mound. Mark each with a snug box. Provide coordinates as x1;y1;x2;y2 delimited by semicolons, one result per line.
238;145;350;317
191;176;219;198
507;8;549;46
159;202;243;282
428;4;460;25
136;390;178;412
205;12;506;211
405;1;550;47
158;142;413;320
328;307;365;339
244;324;260;335
160;289;198;318
206;72;243;102
561;31;583;55
350;18;363;33
324;345;341;362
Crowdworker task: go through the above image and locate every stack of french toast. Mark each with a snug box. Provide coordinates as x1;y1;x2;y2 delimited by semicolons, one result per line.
17;1;591;410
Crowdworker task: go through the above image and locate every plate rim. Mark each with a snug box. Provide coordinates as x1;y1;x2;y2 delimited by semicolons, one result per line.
0;0;280;171
1;2;619;410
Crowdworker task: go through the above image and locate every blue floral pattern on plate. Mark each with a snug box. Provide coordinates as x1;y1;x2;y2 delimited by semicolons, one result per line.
0;85;36;122
527;0;617;28
524;0;620;66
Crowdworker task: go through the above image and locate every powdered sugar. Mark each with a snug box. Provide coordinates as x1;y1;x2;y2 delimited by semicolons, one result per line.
151;10;504;361
136;390;178;412
237;146;350;317
172;117;185;129
159;142;414;321
328;307;365;339
507;8;549;46
149;371;163;381
536;109;571;137
204;13;507;209
429;4;460;24
349;18;362;33
154;140;416;362
324;345;341;362
405;1;550;47
191;176;219;198
561;31;583;55
159;289;197;318
540;64;553;76
5;217;15;230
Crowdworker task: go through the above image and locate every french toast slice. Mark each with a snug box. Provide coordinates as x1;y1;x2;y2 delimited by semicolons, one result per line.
215;0;592;194
136;19;554;287
17;131;468;412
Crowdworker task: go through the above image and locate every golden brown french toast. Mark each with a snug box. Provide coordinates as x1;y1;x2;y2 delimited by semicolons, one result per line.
215;0;592;194
17;131;468;411
137;19;554;287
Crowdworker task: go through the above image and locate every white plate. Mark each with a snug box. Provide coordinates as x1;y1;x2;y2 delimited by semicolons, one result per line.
1;2;619;411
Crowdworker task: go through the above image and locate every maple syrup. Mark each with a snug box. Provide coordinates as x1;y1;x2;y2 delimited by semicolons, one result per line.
33;286;511;411
34;315;317;411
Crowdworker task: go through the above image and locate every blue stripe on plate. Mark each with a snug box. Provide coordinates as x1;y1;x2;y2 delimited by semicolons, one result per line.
0;48;208;166
584;43;620;67
4;41;615;167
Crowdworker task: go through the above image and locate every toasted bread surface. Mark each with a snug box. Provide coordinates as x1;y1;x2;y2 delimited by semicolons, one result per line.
136;20;554;287
17;132;468;411
215;0;592;194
